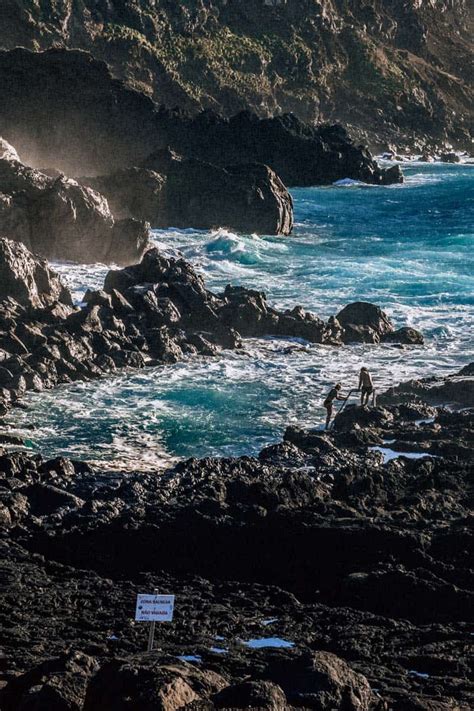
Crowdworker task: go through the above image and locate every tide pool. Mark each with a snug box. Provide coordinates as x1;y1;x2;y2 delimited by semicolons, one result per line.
8;163;474;466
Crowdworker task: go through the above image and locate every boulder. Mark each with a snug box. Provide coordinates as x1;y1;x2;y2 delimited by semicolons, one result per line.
85;152;294;235
268;651;375;710
83;658;226;711
0;237;72;308
440;152;461;163
382;326;424;345
213;680;287;709
336;302;394;343
333;405;395;431
0;652;99;711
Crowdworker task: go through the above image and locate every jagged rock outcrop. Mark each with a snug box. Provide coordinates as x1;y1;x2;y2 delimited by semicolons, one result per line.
84;150;294;235
0;237;72;308
159;111;403;187
0;2;471;152
379;365;474;408
0;49;402;186
0;138;150;264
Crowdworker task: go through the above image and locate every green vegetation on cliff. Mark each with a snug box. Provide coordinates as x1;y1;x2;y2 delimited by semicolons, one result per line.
0;0;472;150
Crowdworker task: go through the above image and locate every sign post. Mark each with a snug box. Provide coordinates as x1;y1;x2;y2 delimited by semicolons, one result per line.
135;591;175;651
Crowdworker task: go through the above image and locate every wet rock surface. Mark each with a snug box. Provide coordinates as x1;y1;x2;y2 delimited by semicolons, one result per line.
0;386;472;709
379;370;474;409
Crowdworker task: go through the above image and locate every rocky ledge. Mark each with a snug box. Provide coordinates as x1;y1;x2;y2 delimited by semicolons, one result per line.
0;237;422;417
0;370;472;709
0;133;292;246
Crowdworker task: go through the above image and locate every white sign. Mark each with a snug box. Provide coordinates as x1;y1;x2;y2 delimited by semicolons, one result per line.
135;594;175;622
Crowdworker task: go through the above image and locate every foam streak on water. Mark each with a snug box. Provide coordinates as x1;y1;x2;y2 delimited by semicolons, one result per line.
8;164;474;467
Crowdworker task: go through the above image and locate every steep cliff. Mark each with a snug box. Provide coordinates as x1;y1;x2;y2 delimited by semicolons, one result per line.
0;0;472;151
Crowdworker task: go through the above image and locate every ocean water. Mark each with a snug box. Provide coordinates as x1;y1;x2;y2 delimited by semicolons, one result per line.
8;163;474;468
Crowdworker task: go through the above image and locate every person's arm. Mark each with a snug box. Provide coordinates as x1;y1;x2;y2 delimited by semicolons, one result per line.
358;376;362;390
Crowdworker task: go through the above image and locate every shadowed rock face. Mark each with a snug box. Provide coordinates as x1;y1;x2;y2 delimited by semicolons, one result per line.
0;48;402;187
0;138;150;264
84;152;294;235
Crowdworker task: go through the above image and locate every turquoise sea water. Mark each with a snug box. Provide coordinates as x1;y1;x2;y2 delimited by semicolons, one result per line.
8;163;474;468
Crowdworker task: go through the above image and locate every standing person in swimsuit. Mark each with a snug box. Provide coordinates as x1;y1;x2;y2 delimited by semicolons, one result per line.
323;383;345;429
358;367;374;406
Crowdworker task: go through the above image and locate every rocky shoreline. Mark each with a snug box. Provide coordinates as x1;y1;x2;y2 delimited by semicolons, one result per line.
0;237;423;421
0;367;472;710
0;236;472;710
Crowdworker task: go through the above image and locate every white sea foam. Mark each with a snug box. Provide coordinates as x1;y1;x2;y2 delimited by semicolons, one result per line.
370;447;436;464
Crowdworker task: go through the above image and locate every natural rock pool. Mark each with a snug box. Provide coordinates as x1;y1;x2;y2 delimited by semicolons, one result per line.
8;163;474;466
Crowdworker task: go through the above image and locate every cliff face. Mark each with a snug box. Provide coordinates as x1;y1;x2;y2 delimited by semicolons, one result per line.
0;0;472;151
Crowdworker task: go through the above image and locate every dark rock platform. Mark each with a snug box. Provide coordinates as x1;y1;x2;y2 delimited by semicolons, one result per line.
0;390;472;709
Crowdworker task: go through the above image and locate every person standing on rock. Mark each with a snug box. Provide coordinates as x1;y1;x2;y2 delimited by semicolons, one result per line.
323;383;345;429
358;367;374;407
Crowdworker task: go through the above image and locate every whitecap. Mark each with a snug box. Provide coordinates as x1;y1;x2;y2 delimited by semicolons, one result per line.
333;178;368;187
370;447;437;464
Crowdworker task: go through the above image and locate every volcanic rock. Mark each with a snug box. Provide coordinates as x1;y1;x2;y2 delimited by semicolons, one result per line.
84;153;294;235
379;364;474;408
382;326;424;345
333;405;395;431
0;237;72;308
0;49;403;187
83;657;226;711
268;651;375;710
0;241;422;417
336;301;394;343
213;680;286;709
0;652;99;711
0;141;150;264
0;395;472;708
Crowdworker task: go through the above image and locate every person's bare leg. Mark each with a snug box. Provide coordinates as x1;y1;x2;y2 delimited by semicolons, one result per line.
325;406;332;429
